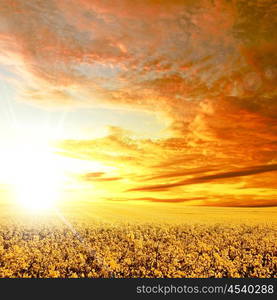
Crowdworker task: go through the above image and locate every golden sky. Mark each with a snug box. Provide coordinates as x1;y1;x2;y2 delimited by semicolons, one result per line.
0;0;276;208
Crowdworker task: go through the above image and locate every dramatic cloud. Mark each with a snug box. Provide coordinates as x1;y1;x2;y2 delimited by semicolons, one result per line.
128;164;277;192
0;0;275;109
58;126;277;206
0;0;276;206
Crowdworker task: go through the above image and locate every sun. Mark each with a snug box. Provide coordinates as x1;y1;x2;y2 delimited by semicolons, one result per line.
0;133;113;213
2;140;65;213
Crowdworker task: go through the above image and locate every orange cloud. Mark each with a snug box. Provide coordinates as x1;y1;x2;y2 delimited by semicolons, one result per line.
0;1;276;206
128;164;277;192
57;125;277;206
1;0;275;109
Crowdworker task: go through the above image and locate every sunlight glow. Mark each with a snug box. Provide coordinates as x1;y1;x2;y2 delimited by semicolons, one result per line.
0;133;115;213
2;140;65;212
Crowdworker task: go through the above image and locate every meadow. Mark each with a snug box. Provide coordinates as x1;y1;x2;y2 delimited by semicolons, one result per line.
0;201;276;278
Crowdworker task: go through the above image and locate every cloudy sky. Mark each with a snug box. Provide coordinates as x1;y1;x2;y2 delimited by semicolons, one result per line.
0;0;276;207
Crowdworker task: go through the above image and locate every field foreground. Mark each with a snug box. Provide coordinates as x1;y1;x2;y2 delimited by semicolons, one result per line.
0;220;276;278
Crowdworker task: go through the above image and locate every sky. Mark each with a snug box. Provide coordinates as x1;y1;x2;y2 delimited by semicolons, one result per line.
0;0;276;207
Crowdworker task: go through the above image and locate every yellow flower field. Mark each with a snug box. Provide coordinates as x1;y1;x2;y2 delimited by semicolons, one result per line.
0;220;276;278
